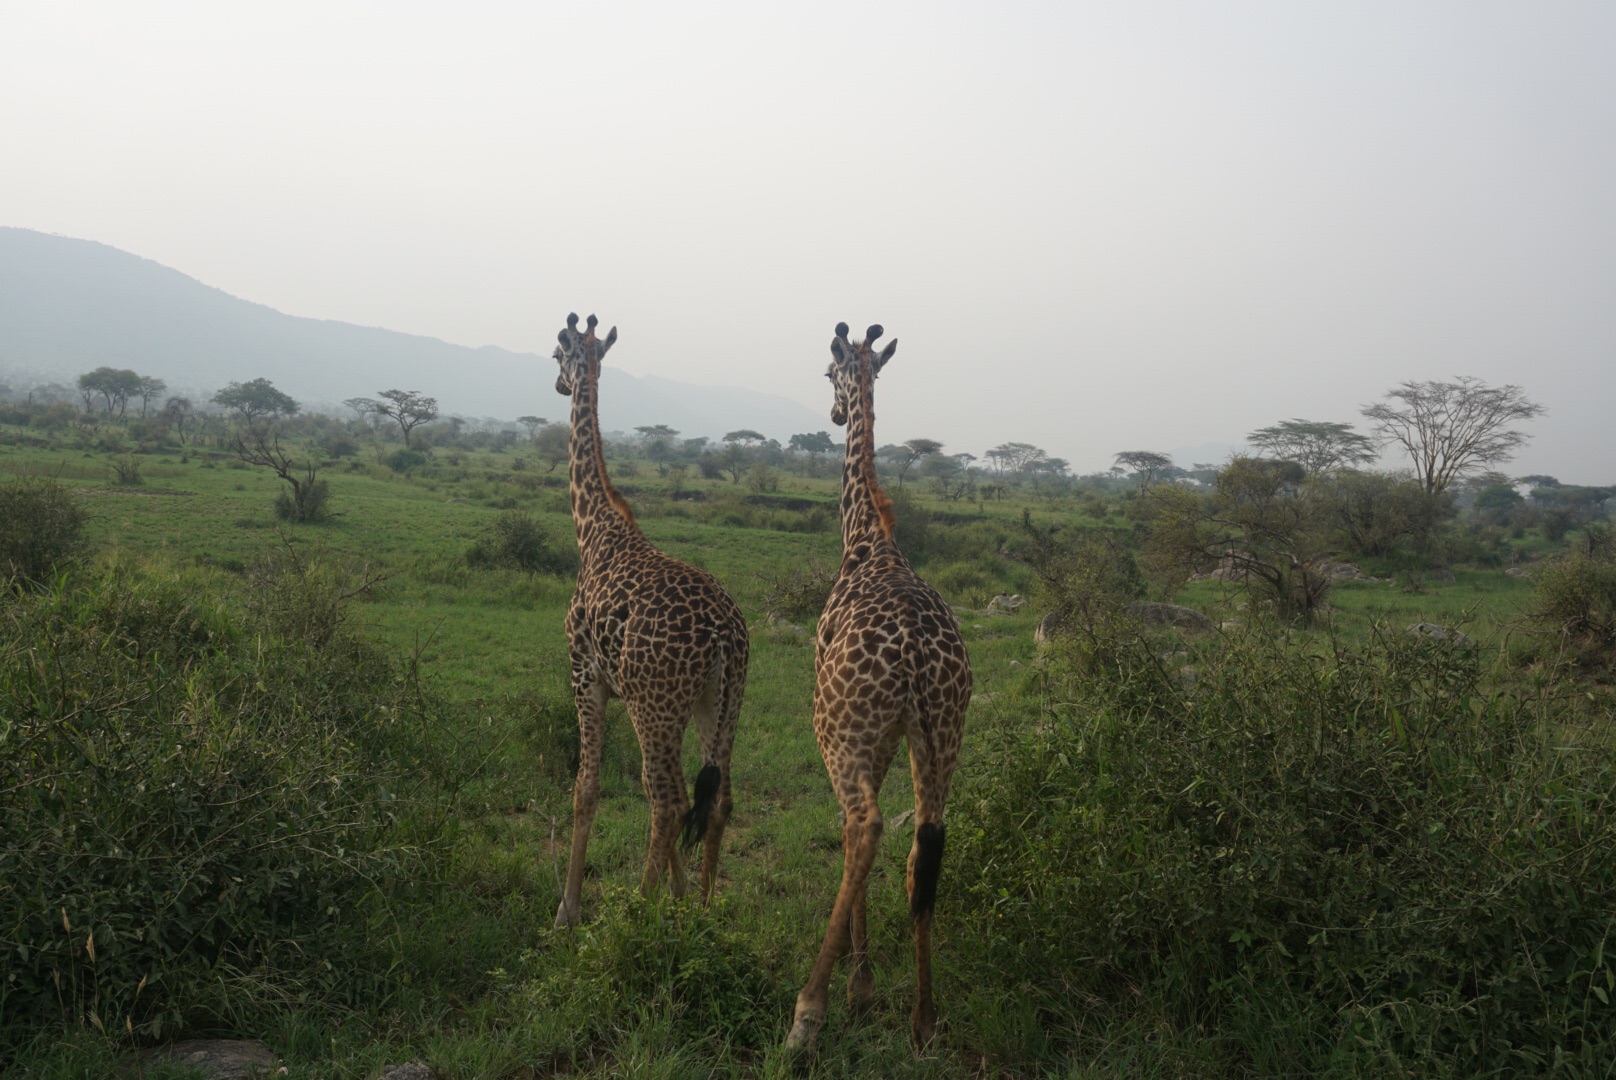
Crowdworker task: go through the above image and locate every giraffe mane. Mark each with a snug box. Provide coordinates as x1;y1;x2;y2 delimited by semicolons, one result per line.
586;361;637;527
854;353;895;538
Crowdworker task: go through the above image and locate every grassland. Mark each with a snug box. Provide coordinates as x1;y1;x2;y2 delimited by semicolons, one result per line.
3;428;1609;1078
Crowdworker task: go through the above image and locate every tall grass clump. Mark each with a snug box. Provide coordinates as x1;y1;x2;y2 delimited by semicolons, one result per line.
465;510;578;576
0;559;457;1050
0;476;90;585
947;622;1616;1075
492;889;786;1063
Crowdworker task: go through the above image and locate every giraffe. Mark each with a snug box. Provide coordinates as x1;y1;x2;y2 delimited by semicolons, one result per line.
549;312;749;928
786;322;973;1051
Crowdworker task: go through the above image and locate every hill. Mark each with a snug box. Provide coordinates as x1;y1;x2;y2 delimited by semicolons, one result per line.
0;227;826;439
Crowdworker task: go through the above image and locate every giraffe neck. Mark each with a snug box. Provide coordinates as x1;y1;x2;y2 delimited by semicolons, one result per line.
839;362;898;563
567;360;641;568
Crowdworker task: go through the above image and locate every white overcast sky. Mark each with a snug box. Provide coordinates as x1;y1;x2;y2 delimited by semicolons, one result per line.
3;2;1613;480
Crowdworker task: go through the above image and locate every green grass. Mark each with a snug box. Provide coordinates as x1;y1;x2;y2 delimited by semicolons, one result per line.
3;427;1603;1078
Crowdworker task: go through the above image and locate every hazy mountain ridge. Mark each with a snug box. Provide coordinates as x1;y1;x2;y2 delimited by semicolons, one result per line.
0;227;827;440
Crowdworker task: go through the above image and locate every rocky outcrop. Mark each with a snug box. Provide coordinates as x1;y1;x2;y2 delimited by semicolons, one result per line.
985;593;1027;616
1407;621;1475;647
132;1041;279;1079
1125;601;1214;635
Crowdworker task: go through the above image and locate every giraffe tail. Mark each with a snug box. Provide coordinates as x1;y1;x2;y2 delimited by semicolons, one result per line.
911;821;946;918
680;763;721;852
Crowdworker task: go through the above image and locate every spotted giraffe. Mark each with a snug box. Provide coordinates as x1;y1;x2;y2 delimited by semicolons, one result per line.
787;323;973;1051
549;313;749;928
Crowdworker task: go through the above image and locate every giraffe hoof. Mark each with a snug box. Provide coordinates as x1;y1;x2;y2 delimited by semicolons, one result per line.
910;1008;939;1051
847;972;875;1015
784;1010;822;1053
554;899;580;929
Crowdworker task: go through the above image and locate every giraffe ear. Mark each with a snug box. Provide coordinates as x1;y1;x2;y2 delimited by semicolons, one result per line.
598;326;618;357
873;339;898;374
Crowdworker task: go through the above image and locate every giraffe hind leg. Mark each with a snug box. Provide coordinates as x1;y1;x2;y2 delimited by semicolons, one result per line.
634;713;690;899
556;677;607;929
788;795;883;1051
691;660;741;903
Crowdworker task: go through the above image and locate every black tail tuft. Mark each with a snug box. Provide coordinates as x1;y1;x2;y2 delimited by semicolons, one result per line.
681;764;723;852
910;822;946;919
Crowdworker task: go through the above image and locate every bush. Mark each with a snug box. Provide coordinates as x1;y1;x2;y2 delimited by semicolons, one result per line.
947;627;1616;1074
0;476;91;584
1529;526;1616;664
385;448;427;473
319;431;359;459
757;560;837;622
0;566;453;1046
109;455;144;487
465;511;577;576
1315;468;1451;557
496;890;785;1054
272;477;331;523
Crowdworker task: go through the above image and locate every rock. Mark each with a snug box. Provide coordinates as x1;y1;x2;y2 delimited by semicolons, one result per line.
375;1065;440;1080
1125;601;1214;635
984;593;1027;616
765;613;806;636
1219;619;1244;631
1407;622;1475;647
1505;566;1531;578
1008;659;1022;669
1205;550;1255;582
1427;565;1456;582
970;692;998;706
1312;559;1367;581
134;1040;279;1079
1034;610;1073;646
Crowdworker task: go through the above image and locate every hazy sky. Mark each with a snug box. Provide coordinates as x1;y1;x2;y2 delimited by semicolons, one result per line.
4;2;1613;480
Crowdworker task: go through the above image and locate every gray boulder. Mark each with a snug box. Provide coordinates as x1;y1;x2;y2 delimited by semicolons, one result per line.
1126;601;1214;635
985;593;1027;616
133;1040;279;1079
1407;621;1475;647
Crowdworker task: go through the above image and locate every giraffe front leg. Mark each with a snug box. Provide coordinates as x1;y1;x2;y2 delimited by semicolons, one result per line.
556;676;607;929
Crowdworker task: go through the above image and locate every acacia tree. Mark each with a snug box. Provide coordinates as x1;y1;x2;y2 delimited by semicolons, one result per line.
214;378;300;425
1247;419;1376;474
1146;457;1333;621
1361;376;1545;495
234;425;330;523
77;367;144;416
375;389;438;448
923;453;976;501
892;438;944;489
1113;450;1174;485
986;442;1047;482
158;396;195;445
635;425;679;459
517;415;549;439
133;376;167;418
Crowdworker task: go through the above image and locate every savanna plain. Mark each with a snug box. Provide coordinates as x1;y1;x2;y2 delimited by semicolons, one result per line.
2;400;1614;1079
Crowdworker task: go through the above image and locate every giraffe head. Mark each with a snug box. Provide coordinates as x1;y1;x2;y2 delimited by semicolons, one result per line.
825;322;897;426
553;312;618;397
